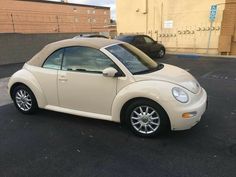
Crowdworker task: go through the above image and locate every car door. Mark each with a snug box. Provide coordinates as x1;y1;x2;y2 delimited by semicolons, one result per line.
143;36;158;57
58;46;118;117
133;36;150;55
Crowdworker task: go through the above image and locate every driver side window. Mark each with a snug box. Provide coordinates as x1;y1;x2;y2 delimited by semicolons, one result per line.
62;46;116;73
144;36;154;44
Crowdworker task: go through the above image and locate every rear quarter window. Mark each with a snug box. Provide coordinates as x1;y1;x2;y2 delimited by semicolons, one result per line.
42;49;64;70
117;36;134;43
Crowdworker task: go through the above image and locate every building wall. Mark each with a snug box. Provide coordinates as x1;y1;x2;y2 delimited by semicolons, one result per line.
0;0;110;33
0;33;79;65
116;0;147;34
219;0;236;55
117;0;225;54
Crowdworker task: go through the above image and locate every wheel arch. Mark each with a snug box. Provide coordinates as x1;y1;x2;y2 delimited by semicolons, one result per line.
111;80;176;129
10;82;29;99
8;69;47;108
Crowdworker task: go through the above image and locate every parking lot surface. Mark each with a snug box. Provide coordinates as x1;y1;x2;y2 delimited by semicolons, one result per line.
0;55;236;177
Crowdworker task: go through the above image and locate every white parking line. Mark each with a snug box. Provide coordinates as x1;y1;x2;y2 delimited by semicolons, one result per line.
0;77;13;107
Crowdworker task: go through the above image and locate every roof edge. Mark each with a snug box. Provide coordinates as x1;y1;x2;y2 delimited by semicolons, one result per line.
17;0;110;9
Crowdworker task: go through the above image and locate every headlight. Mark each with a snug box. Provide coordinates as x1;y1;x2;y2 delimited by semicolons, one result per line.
172;87;189;103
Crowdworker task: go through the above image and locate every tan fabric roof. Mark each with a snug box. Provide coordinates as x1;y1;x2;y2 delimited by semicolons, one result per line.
27;38;122;67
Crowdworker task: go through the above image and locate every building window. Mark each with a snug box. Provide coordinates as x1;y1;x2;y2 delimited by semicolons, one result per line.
104;19;107;23
87;9;90;14
92;10;96;14
104;11;107;15
93;19;96;23
88;18;92;23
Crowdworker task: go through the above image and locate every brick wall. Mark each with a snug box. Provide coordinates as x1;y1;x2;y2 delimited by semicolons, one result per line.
219;0;236;55
0;0;110;33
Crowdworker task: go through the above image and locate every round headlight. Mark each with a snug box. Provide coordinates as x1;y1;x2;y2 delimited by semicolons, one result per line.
172;87;189;103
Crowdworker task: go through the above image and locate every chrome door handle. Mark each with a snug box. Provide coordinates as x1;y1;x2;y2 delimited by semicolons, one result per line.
59;78;68;81
59;76;68;82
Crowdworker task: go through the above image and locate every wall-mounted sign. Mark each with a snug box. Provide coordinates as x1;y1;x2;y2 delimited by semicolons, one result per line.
164;20;173;29
209;4;217;22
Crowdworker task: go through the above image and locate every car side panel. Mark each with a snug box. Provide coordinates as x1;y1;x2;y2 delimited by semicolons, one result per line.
25;64;59;107
111;80;207;130
111;80;174;123
8;68;47;108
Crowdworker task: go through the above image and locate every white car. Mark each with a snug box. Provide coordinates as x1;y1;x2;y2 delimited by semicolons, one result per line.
8;38;207;137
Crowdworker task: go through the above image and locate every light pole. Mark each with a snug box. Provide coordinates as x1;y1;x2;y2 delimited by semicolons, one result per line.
207;4;217;54
145;0;149;35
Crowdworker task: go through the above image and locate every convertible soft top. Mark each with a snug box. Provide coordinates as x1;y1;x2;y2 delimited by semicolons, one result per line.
27;38;122;67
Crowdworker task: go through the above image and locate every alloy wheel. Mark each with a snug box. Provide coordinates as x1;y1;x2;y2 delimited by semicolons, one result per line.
15;89;32;112
130;106;160;134
159;49;165;58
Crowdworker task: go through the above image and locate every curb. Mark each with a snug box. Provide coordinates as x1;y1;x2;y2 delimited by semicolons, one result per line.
0;77;13;107
166;52;236;59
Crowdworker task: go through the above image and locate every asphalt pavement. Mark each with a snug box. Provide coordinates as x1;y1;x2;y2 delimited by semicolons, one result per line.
0;55;236;177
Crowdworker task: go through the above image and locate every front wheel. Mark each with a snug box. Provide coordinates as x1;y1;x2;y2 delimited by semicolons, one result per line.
13;85;38;114
125;99;169;137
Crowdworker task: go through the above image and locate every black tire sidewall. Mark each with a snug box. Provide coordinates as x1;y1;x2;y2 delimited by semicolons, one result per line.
13;85;38;114
125;99;169;137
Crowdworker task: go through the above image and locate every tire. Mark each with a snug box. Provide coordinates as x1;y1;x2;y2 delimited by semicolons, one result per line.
158;48;165;58
125;99;169;137
12;85;38;114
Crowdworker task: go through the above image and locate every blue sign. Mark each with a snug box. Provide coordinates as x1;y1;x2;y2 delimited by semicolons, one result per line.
209;5;217;22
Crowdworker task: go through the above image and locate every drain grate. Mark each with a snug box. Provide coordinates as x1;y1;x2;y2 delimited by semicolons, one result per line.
202;70;236;81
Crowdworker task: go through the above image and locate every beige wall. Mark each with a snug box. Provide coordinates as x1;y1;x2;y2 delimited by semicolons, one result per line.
117;0;225;54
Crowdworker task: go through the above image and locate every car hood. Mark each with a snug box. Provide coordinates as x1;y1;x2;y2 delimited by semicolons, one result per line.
133;64;201;94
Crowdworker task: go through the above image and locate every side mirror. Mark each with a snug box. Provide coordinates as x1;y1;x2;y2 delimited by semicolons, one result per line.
102;67;118;77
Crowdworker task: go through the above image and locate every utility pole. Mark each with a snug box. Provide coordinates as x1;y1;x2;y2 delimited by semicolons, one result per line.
160;2;163;43
145;0;148;35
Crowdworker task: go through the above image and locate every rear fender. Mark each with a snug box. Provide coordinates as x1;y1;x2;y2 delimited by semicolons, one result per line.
8;69;47;108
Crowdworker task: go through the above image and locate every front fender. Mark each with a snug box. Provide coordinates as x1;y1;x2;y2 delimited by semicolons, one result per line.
8;68;47;108
111;80;176;123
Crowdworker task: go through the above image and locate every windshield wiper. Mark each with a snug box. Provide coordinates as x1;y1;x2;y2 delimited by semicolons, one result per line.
133;63;164;75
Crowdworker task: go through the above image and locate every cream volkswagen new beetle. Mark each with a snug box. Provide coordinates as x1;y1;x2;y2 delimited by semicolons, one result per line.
8;38;207;137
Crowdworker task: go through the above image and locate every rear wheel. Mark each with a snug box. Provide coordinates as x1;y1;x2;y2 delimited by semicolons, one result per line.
125;99;169;137
158;48;165;58
13;85;38;114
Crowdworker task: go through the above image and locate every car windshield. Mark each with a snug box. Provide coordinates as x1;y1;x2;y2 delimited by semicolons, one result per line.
106;43;158;74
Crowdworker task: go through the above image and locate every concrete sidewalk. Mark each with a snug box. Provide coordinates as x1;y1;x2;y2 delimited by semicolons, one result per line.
0;63;22;106
0;77;12;106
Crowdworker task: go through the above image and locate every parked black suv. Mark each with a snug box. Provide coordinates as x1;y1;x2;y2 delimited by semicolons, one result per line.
117;35;165;58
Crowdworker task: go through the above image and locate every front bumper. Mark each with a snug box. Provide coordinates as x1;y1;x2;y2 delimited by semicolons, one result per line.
167;88;207;130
